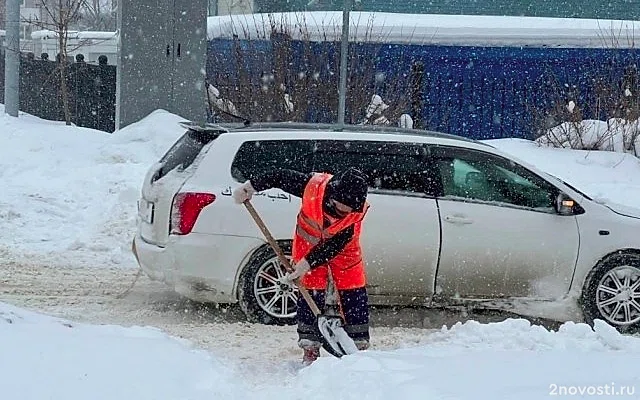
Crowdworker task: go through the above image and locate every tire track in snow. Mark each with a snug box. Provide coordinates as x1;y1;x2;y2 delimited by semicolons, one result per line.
0;259;441;370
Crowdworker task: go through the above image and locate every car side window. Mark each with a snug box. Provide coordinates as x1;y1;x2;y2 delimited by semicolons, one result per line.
432;146;557;211
312;140;438;196
230;139;315;182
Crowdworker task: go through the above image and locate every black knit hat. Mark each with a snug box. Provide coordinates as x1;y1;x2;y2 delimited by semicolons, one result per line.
329;168;368;212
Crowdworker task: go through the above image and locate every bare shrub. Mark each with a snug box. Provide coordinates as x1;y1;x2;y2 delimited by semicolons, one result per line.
207;12;412;126
533;24;640;155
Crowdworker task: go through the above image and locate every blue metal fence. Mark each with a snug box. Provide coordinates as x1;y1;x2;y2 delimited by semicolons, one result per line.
206;38;640;140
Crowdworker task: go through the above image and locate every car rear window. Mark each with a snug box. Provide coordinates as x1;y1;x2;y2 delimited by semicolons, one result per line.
231;139;315;182
155;129;216;181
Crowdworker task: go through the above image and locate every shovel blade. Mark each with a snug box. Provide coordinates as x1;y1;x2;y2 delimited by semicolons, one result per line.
317;315;359;357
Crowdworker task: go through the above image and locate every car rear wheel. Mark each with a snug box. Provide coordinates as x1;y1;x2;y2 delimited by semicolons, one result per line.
581;252;640;333
238;242;298;325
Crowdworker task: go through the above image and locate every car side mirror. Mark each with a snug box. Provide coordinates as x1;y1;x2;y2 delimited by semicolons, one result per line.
555;192;576;215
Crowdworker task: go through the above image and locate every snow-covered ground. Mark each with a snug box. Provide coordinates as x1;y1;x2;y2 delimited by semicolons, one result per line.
0;107;184;268
1;106;640;399
2;301;639;400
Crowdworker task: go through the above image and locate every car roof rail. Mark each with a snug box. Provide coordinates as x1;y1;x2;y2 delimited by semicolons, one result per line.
214;121;486;145
179;121;230;134
184;121;493;147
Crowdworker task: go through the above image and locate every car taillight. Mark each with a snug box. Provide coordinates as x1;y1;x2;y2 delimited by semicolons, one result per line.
170;192;216;235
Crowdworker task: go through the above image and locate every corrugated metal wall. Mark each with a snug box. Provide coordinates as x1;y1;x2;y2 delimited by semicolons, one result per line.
207;38;640;140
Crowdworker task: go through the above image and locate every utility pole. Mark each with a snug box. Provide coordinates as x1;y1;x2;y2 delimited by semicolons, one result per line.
336;0;351;129
4;0;20;117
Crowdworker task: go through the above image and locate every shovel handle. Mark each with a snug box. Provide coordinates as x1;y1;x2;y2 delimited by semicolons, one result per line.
243;200;322;316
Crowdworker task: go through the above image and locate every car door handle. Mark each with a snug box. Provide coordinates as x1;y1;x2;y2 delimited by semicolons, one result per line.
444;215;473;224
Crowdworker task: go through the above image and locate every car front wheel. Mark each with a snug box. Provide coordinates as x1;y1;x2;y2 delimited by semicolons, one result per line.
581;252;640;333
238;242;298;325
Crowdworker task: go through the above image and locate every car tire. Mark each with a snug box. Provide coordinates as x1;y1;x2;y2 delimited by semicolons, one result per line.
238;241;298;325
581;251;640;333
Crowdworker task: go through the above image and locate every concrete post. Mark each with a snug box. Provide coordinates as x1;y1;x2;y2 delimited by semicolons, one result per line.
336;0;351;128
4;0;21;117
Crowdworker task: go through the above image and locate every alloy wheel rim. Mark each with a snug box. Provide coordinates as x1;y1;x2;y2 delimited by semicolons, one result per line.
596;265;640;326
254;256;298;319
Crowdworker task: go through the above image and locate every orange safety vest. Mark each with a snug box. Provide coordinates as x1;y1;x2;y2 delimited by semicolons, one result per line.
292;172;370;290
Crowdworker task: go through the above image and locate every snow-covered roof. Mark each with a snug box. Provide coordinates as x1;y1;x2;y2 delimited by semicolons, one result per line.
207;11;640;48
30;30;118;40
16;12;640;48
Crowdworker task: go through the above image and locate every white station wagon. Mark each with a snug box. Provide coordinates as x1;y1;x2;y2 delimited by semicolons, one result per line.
132;122;640;332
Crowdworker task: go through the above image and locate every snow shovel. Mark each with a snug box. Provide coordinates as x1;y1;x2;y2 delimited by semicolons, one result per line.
243;200;359;358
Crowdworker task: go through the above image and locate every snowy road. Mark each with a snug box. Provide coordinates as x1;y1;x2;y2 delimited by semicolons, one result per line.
4;260;639;400
0;258;455;368
1;255;558;370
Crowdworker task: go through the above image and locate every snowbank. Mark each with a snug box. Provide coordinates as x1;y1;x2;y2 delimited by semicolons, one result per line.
1;302;638;400
536;118;640;155
283;319;640;400
0;302;250;400
0;107;185;268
